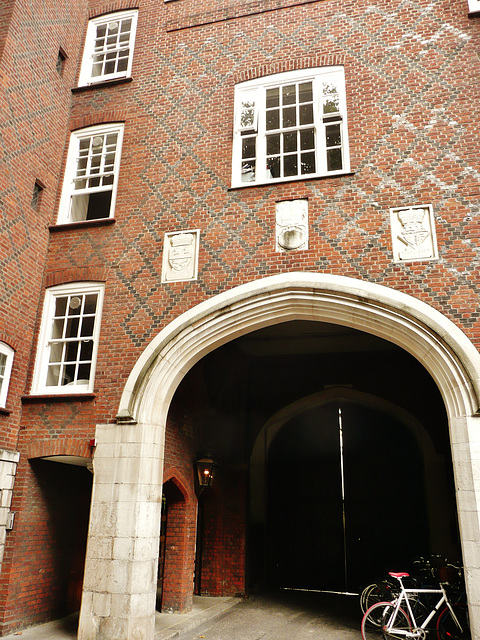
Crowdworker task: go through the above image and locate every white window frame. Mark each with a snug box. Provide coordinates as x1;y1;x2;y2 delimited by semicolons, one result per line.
231;66;350;188
0;343;14;408
78;10;138;86
469;0;480;12
57;123;124;225
32;282;105;395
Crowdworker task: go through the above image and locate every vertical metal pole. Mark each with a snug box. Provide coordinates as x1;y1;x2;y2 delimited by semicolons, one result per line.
338;407;348;590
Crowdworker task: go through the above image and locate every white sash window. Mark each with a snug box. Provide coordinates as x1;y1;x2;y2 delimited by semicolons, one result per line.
232;67;349;187
58;124;124;224
32;283;105;395
78;11;138;86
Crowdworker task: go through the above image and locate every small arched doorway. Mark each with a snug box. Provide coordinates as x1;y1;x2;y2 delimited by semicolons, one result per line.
158;474;196;613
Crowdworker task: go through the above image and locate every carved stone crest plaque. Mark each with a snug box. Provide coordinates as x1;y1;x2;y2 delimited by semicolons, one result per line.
390;204;438;263
275;199;308;252
162;230;200;282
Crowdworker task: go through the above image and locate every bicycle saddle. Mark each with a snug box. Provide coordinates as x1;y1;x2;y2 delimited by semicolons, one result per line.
389;572;410;578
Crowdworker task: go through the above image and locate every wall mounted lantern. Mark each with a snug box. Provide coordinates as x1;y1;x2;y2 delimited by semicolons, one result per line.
195;455;218;488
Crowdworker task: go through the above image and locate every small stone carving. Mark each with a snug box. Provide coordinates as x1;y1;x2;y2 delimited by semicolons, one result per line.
276;199;308;252
162;230;199;282
390;205;437;262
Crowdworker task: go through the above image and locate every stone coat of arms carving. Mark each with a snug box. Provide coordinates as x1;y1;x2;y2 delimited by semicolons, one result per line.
390;205;437;263
162;230;200;282
275;200;308;252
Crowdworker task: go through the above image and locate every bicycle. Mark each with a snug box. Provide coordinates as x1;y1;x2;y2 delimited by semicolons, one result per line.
361;571;470;640
360;556;453;617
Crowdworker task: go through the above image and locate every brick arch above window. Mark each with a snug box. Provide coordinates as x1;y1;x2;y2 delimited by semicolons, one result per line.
0;333;19;353
70;113;126;133
45;267;109;289
88;1;139;20
232;53;346;85
26;438;92;460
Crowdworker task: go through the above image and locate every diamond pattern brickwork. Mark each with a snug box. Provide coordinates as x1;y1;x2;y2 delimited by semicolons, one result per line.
31;0;480;429
2;0;480;632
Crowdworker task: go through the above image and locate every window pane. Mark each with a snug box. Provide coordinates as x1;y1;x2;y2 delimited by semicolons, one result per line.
282;107;296;128
66;341;80;363
105;60;116;75
267;156;280;179
80;316;95;337
46;364;61;386
89;177;101;188
301;151;316;175
242;136;256;159
298;82;313;103
55;296;68;316
120;18;132;34
64;364;76;385
326;124;341;148
86;191;112;220
323;82;340;114
241;160;255;182
0;354;6;377
327;147;343;171
68;296;82;315
283;155;298;177
282;84;296;105
266;87;279;108
52;318;65;340
117;53;129;73
96;24;107;39
84;294;98;315
284;131;297;153
77;363;92;382
77;157;88;173
266;109;280;131
299;103;314;125
80;340;94;361
70;193;89;221
240;99;256;129
105;133;118;146
66;317;80;338
49;342;64;363
266;134;280;156
104;152;116;170
300;128;315;150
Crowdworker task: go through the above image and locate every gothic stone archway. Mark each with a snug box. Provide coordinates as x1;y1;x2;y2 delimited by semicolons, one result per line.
78;273;480;640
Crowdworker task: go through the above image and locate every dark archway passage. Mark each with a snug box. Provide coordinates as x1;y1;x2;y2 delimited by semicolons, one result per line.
173;319;461;602
267;401;428;593
29;459;92;616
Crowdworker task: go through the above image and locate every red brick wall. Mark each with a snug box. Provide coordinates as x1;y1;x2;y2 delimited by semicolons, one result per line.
0;0;89;450
197;469;247;597
0;458;92;634
161;401;197;612
1;0;480;632
37;0;480;434
160;479;195;612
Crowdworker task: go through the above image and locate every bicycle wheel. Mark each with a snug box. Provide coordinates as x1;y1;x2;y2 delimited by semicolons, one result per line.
360;584;376;614
436;604;470;640
362;580;398;614
361;601;411;640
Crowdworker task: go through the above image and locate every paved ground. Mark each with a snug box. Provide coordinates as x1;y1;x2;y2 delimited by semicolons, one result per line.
1;590;362;639
175;591;362;640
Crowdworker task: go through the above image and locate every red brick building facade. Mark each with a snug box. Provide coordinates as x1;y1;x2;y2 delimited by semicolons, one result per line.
1;0;480;637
